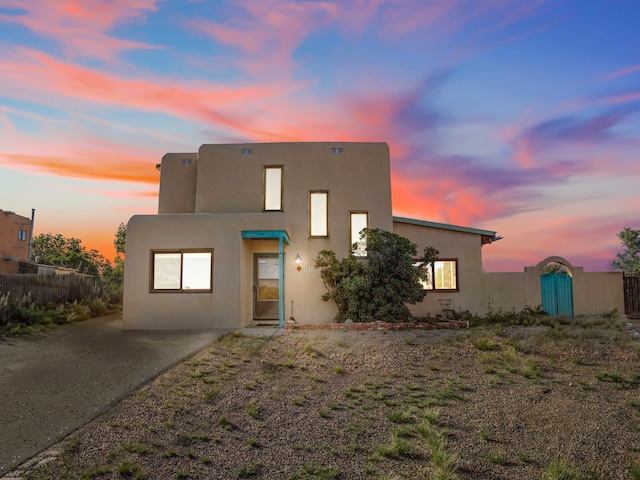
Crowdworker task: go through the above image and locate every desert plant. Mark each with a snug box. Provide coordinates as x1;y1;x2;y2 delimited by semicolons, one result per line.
117;458;143;478
288;464;340;479
630;458;640;480
473;336;497;351
489;451;508;465
543;460;581;480
314;228;438;322
245;400;260;419
238;460;262;477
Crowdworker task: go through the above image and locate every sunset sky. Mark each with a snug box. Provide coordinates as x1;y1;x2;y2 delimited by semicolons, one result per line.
1;0;639;272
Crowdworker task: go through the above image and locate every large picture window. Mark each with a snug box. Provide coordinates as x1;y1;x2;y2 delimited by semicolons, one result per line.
415;259;458;291
264;166;283;211
309;191;328;237
151;250;213;292
350;212;368;256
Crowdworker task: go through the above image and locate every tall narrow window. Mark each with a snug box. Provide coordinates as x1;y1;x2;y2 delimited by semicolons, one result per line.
264;166;282;211
350;212;368;256
17;229;27;241
309;191;328;237
151;250;213;292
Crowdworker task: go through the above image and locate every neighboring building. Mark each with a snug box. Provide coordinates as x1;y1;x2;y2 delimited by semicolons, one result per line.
123;142;624;330
0;209;32;274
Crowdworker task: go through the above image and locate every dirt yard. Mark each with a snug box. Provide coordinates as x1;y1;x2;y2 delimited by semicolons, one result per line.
18;315;640;479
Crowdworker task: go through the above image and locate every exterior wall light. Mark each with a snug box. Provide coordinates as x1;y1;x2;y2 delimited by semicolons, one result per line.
295;254;302;272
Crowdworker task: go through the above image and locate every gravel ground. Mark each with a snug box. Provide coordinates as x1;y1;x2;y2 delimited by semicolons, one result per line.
16;315;640;480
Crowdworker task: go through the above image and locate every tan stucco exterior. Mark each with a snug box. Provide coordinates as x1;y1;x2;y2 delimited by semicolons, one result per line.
124;142;393;329
123;142;625;330
483;257;624;317
393;218;494;317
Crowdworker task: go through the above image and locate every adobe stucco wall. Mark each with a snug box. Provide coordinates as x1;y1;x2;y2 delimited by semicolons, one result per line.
393;221;489;317
482;272;541;314
123;212;290;330
482;257;625;317
157;153;198;214
572;271;624;315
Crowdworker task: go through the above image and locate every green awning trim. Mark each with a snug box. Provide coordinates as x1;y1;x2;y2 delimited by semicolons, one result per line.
241;230;290;245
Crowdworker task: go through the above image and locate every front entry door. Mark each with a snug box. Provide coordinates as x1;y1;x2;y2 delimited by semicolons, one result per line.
253;253;280;321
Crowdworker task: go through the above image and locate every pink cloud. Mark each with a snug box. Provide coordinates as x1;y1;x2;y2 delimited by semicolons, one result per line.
604;64;640;80
187;0;557;80
0;0;162;60
0;47;310;139
600;91;640;105
390;170;502;228
0;152;159;184
188;0;338;77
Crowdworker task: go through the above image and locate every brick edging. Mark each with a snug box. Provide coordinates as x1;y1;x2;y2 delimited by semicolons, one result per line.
284;320;469;331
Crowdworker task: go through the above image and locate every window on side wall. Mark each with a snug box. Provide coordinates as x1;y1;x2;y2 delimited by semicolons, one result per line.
151;249;213;292
264;166;283;211
309;191;329;237
18;229;27;241
350;212;368;256
414;259;458;291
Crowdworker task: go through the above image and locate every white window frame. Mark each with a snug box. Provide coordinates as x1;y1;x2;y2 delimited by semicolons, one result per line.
350;212;368;256
309;191;329;237
17;229;27;241
264;166;283;211
150;249;213;293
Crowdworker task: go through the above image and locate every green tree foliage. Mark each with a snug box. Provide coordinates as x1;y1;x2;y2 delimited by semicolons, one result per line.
102;223;126;289
540;263;569;276
611;227;640;276
114;222;127;255
314;228;439;322
32;233;105;276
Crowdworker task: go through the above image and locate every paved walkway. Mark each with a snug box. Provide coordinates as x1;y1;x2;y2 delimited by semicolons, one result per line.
0;314;279;475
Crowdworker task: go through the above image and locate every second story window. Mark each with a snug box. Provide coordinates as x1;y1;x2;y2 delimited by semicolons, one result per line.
350;212;368;256
264;166;283;211
18;229;27;241
309;191;328;237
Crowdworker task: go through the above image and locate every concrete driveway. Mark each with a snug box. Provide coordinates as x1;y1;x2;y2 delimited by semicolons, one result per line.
0;314;227;474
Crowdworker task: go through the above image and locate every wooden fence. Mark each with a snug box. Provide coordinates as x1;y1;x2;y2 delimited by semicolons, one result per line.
0;274;103;306
624;275;640;318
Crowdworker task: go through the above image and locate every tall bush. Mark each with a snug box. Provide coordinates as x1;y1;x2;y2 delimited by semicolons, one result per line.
314;228;438;322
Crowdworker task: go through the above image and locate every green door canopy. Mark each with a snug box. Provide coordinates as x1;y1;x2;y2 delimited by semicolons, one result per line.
241;230;290;244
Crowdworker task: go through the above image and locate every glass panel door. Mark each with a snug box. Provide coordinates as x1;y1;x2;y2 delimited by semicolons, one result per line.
253;253;280;320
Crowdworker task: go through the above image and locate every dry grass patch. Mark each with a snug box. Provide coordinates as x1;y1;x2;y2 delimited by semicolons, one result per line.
19;315;640;480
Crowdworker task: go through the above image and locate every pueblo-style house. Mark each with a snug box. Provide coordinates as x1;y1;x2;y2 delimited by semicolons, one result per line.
123;142;623;329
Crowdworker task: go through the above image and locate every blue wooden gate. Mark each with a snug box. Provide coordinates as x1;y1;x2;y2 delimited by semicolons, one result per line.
541;273;573;317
